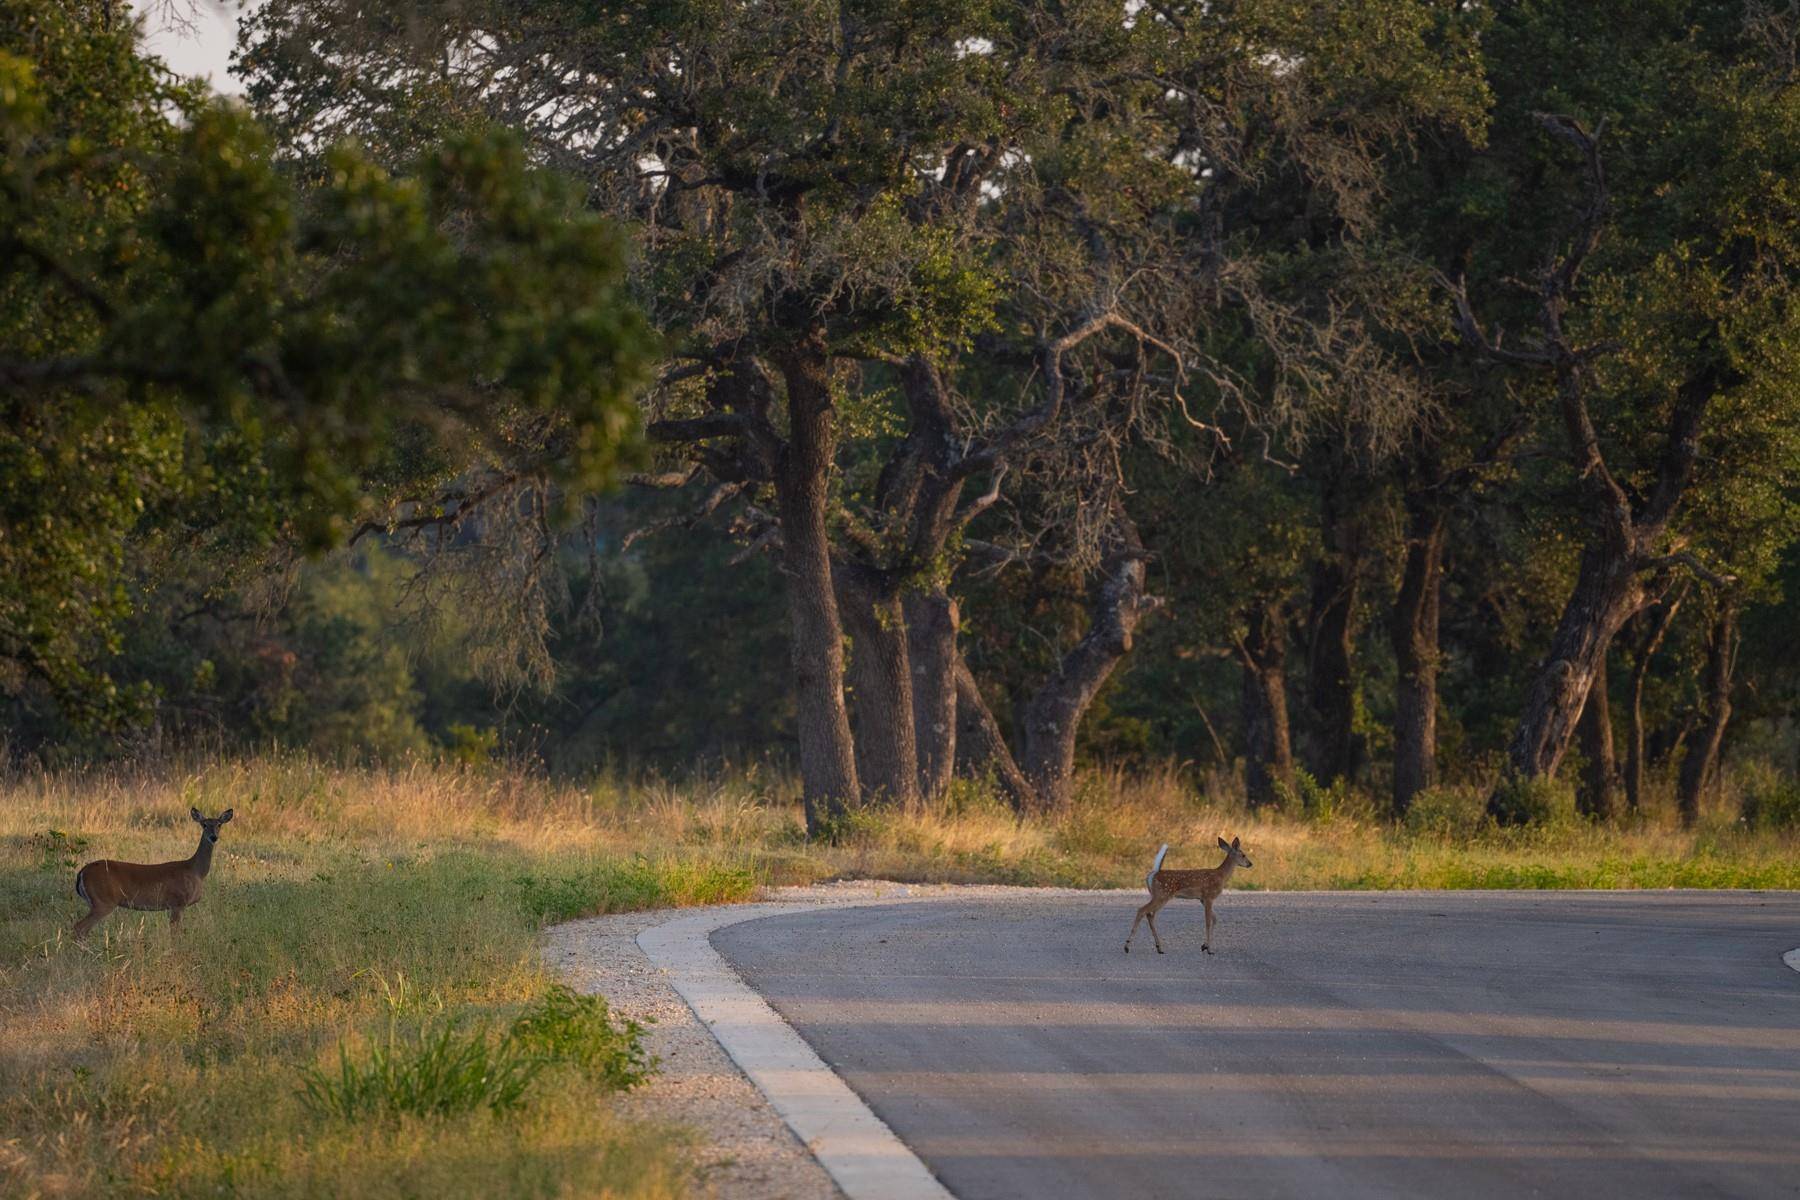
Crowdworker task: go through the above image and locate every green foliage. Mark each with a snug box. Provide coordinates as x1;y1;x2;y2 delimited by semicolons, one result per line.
5;0;1799;830
0;0;651;724
1403;786;1489;841
30;826;87;870
445;724;500;768
508;984;654;1092
1280;768;1373;826
301;982;653;1121
1487;774;1574;829
513;857;756;923
300;1018;545;1120
1740;767;1800;831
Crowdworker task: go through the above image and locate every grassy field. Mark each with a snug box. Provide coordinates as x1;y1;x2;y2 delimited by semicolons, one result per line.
2;755;1796;1197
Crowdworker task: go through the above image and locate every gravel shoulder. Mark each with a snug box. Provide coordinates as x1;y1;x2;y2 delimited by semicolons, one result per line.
544;880;1129;1199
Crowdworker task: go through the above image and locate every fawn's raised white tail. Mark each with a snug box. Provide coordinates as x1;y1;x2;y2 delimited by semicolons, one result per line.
1146;844;1170;890
73;808;233;940
1124;835;1252;955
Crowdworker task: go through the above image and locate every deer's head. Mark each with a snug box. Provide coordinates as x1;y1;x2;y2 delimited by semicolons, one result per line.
191;807;234;845
1217;834;1252;869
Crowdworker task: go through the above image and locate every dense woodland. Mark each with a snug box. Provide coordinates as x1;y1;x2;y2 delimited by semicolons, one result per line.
4;0;1799;835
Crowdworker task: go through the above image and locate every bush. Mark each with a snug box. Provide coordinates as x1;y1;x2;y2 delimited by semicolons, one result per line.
1486;774;1571;827
1742;772;1800;830
1404;785;1487;839
808;802;899;847
445;723;500;768
508;984;654;1091
1280;769;1375;826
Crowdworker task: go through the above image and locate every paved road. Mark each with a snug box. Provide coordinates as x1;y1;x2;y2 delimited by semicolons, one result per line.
713;890;1800;1200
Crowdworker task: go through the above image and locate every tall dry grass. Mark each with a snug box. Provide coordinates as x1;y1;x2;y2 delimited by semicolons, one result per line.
0;757;713;1200
3;753;1796;1196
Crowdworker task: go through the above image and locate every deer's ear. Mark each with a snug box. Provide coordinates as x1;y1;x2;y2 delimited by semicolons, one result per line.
219;809;234;823
1231;836;1241;849
191;807;203;823
1217;835;1230;850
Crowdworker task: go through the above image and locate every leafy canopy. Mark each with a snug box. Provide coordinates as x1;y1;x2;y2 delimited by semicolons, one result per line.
0;0;653;719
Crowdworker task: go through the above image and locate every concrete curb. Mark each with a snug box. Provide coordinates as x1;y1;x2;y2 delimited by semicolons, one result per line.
638;893;954;1200
1785;948;1800;974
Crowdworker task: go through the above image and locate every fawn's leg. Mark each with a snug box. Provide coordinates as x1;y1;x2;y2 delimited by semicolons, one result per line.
1125;900;1152;952
72;902;112;941
1202;898;1216;954
1143;895;1170;954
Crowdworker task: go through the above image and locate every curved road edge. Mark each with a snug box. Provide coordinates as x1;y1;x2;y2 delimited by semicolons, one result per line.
637;894;954;1200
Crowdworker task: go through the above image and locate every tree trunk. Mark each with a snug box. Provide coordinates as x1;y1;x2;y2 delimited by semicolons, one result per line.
952;656;1035;810
1492;345;1717;821
1302;509;1362;786
1018;507;1159;811
771;336;858;834
1624;587;1683;813
1576;651;1616;820
1677;606;1736;827
1239;599;1294;810
1390;501;1445;818
1492;536;1645;821
837;568;921;807
905;590;959;802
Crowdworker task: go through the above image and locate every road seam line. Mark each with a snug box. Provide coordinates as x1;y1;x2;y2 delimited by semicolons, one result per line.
638;893;954;1200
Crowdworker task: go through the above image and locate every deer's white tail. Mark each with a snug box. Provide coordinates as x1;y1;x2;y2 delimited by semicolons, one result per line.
1146;843;1169;890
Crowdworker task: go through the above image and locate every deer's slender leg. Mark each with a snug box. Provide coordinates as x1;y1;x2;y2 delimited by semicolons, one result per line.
1125;901;1150;952
1143;894;1170;954
168;907;183;933
1202;898;1216;954
1125;892;1170;952
72;903;111;941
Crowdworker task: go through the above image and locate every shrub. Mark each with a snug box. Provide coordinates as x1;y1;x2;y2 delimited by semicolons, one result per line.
1275;768;1376;826
1404;786;1487;840
1486;774;1570;827
444;723;500;768
1742;773;1800;830
508;984;653;1091
809;802;895;847
32;827;88;869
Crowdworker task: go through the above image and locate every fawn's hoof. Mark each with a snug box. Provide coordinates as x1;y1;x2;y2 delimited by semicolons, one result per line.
1155;946;1164;955
1123;944;1130;953
1202;945;1214;955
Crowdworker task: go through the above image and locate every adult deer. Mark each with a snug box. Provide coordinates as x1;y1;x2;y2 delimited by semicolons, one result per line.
1123;835;1252;955
72;808;233;940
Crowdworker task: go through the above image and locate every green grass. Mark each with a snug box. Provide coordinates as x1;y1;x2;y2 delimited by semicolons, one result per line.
3;753;1797;1197
514;857;757;923
299;984;650;1121
0;763;701;1199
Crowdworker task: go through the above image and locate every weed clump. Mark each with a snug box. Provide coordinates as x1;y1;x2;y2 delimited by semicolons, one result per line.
508;984;654;1091
301;983;653;1120
301;1019;543;1120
